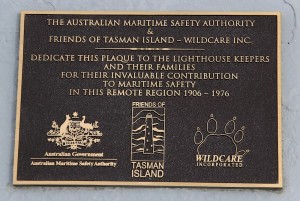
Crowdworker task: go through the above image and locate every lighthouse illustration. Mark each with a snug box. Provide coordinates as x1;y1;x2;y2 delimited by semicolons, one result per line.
131;107;165;161
144;113;154;154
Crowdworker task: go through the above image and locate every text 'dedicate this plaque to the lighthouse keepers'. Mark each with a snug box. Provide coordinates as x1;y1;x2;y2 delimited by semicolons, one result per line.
14;11;282;188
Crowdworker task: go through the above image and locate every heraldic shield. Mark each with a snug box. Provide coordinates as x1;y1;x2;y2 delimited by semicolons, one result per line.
47;112;103;150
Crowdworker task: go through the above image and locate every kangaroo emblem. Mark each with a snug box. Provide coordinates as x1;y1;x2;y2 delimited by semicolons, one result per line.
59;114;71;136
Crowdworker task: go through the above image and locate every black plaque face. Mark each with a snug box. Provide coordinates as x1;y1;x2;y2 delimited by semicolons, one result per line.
14;11;282;188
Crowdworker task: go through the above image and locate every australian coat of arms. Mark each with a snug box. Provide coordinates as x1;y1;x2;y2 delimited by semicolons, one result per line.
47;112;103;150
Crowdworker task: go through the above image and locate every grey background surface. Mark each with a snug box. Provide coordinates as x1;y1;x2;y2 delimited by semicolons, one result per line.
0;0;298;200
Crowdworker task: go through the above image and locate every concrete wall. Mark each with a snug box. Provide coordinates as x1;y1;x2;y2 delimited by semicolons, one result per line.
0;0;299;200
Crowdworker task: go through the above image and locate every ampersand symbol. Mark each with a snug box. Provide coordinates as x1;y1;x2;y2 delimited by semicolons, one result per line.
147;28;154;35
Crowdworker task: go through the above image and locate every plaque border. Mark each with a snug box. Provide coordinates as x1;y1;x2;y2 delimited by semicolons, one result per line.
13;11;282;188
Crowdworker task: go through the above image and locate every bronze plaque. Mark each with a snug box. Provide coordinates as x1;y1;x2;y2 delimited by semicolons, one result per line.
14;11;282;188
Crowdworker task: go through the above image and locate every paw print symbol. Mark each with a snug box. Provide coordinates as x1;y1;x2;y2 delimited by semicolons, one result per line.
194;114;250;156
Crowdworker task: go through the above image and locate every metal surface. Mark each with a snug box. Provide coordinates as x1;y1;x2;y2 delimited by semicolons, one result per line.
14;12;280;187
